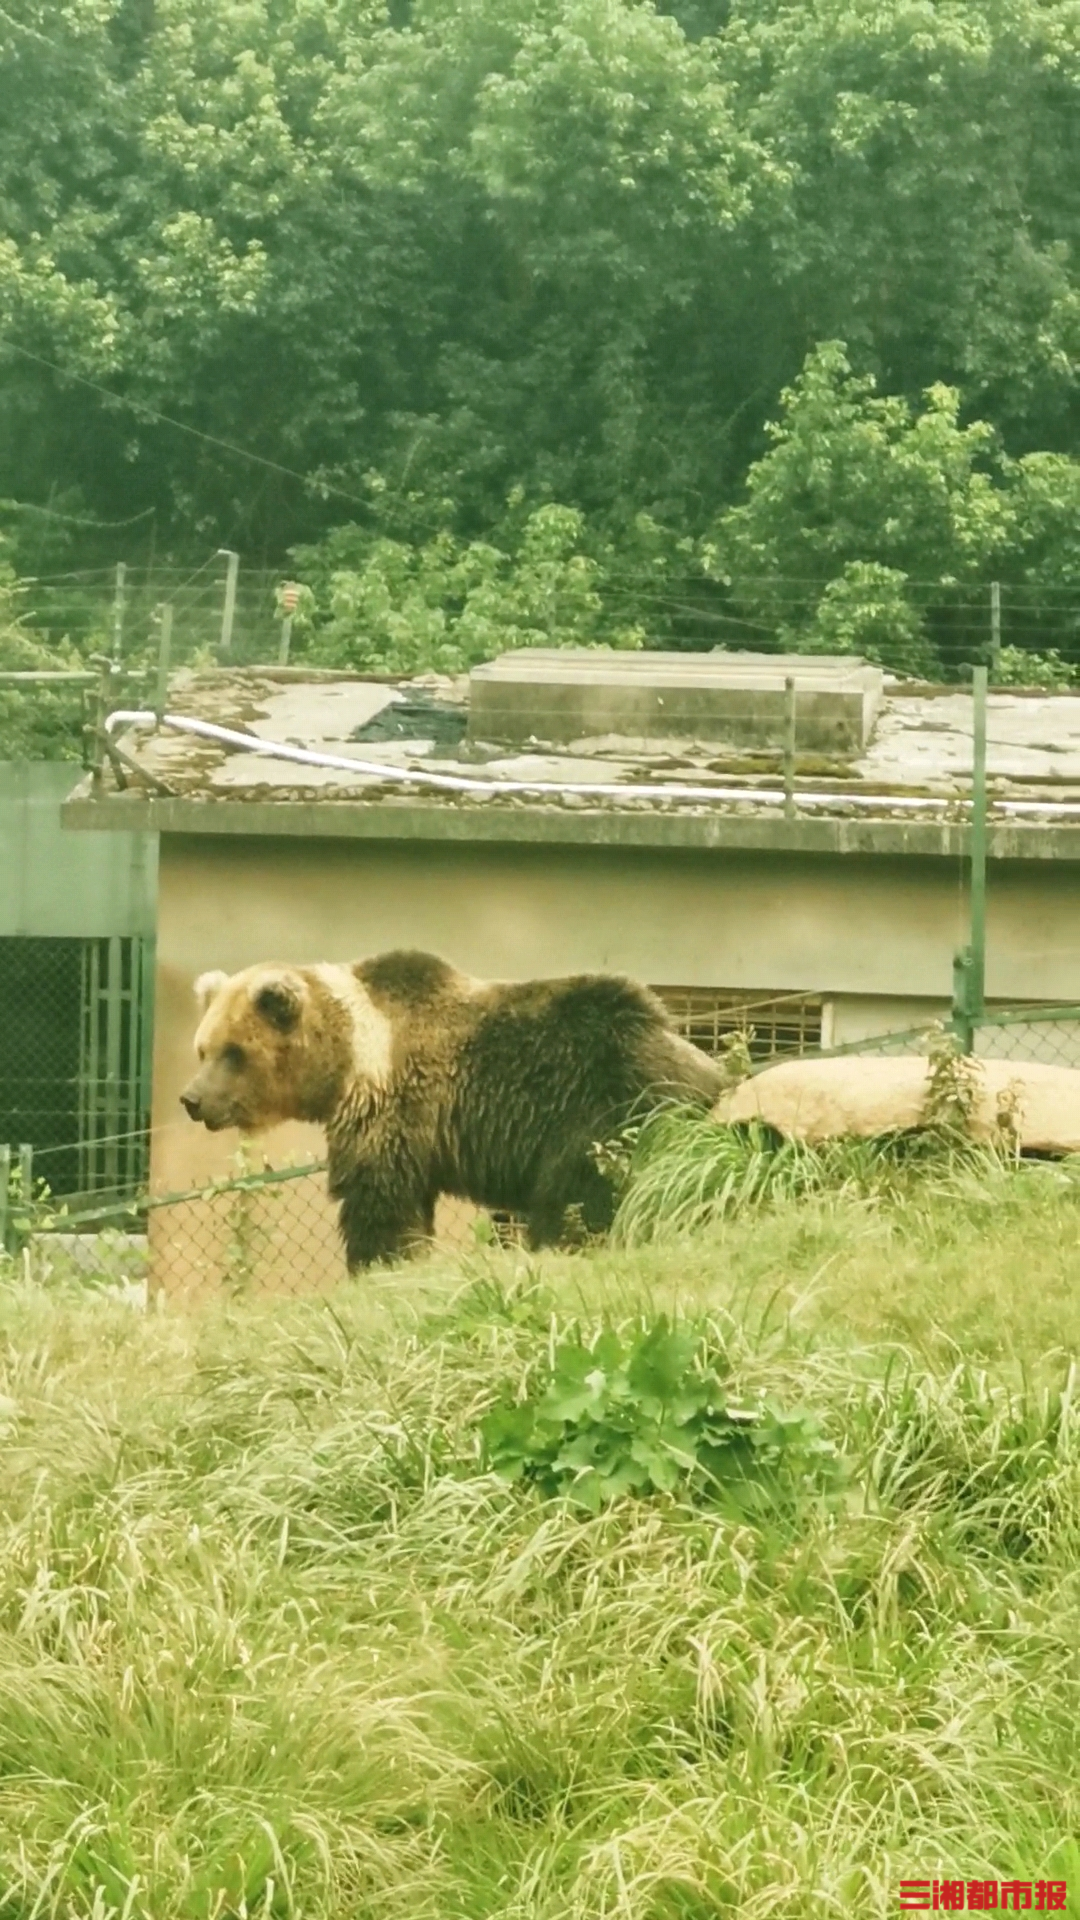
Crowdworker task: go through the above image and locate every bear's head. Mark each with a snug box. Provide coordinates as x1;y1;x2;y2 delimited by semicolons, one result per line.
180;962;383;1134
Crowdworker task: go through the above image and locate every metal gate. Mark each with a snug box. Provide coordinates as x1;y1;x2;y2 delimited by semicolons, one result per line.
0;934;153;1201
78;936;154;1198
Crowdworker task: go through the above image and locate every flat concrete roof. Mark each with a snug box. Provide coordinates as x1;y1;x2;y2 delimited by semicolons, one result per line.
60;660;1080;864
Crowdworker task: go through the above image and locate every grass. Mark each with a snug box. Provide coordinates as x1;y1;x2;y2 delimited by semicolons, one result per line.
1;1165;1079;1917
608;1109;1032;1244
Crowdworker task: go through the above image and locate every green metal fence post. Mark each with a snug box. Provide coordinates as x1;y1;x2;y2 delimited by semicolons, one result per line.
951;665;988;1054
969;664;988;1022
80;938;101;1194
124;934;141;1194
104;935;123;1194
154;603;173;724
137;937;156;1193
112;561;127;663
783;676;796;820
18;1143;33;1247
218;550;239;658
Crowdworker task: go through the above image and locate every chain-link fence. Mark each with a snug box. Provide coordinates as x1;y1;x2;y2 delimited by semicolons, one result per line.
6;999;1080;1302
144;1167;494;1302
795;1005;1080;1075
974;1008;1080;1067
0;1158;492;1302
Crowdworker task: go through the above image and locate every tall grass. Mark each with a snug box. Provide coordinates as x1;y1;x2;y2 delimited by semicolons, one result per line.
611;1109;1053;1243
0;1176;1078;1917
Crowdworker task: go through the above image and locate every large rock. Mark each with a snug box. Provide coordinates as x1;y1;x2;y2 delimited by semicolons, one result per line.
714;1053;1080;1154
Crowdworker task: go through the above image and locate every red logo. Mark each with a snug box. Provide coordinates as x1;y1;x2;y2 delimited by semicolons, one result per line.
899;1882;1067;1912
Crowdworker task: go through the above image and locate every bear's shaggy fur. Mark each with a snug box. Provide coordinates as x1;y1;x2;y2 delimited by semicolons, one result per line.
181;949;721;1268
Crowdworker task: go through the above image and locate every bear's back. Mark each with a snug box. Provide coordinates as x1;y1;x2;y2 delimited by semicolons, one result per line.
356;949;464;1007
458;971;686;1111
446;969;710;1204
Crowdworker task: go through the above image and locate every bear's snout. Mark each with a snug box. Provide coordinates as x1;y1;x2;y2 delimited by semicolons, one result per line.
180;1089;229;1131
180;1075;238;1131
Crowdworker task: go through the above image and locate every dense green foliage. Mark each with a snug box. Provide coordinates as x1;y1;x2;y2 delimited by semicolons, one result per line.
4;0;1080;675
480;1312;842;1510
0;564;87;757
293;501;648;673
1;1177;1078;1914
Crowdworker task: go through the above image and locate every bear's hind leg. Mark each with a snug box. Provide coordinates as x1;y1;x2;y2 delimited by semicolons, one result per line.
525;1156;615;1251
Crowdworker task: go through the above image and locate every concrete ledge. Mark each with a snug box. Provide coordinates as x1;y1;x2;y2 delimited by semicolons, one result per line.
60;793;1080;863
468;648;883;752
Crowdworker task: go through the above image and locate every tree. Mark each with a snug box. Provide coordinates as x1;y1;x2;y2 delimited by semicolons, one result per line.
1;0;1080;600
721;0;1080;452
293;502;645;672
710;343;1014;672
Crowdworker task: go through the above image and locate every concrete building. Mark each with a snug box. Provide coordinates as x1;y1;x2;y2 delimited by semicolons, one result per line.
1;761;156;1199
60;649;1080;1291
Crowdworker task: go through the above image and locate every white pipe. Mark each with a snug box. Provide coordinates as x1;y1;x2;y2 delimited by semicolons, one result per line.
104;709;1080;819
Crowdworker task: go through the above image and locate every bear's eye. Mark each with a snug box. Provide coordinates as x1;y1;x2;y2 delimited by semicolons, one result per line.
222;1043;246;1071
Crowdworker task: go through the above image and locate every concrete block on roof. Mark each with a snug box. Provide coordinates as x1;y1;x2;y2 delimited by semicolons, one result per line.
468;648;883;752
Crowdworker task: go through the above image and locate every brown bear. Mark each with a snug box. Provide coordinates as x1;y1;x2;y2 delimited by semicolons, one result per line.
181;949;721;1269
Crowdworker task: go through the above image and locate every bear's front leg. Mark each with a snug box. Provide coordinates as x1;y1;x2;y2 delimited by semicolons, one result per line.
332;1160;435;1271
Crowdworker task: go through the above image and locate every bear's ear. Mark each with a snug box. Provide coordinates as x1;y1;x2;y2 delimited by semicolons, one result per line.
252;974;303;1033
194;969;229;1014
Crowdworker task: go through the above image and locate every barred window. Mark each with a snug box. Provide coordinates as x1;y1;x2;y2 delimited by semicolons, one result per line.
653;986;823;1063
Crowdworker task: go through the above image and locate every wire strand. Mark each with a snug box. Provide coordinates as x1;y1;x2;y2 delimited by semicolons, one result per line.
0;338;372;512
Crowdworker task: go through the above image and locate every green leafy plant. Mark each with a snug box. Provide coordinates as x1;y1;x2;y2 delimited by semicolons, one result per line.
797;560;936;678
922;1024;983;1134
990;644;1075;689
222;1144;280;1294
293;503;645;677
480;1314;842;1513
1;1160;65;1260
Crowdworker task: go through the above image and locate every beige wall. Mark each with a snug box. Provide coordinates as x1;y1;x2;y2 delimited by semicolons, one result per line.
828;997;951;1048
149;832;1080;1293
156;831;1080;1001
